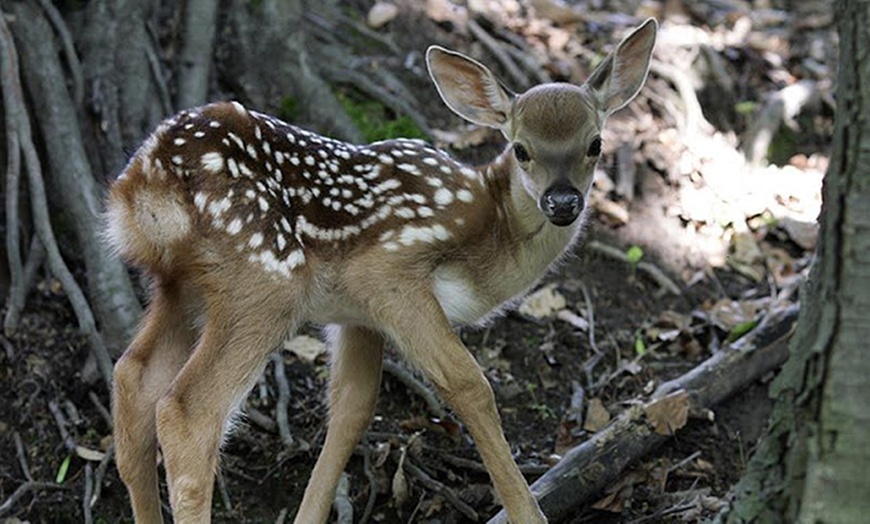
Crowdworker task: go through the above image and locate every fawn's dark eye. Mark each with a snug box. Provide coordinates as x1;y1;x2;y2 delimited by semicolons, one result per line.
587;136;602;157
513;143;530;163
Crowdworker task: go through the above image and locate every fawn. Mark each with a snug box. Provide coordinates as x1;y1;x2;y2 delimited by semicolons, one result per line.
106;19;656;524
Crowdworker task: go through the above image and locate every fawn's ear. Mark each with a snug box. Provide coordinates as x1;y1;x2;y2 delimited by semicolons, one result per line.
427;46;515;129
585;18;657;115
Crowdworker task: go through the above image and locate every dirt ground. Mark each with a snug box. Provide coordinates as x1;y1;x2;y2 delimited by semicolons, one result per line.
0;1;832;523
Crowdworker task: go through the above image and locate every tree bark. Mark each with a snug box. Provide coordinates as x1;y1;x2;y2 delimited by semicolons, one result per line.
7;1;141;355
722;2;870;522
176;0;219;109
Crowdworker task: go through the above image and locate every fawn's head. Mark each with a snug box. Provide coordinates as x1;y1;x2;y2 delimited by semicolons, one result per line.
427;19;656;226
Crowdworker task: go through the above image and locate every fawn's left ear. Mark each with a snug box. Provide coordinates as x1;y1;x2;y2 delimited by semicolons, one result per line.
426;46;515;129
585;18;657;115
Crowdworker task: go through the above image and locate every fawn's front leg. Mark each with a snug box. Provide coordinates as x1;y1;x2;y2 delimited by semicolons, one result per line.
374;288;547;523
294;325;385;523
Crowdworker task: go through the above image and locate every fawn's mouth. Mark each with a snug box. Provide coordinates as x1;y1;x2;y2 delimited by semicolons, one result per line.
540;184;583;226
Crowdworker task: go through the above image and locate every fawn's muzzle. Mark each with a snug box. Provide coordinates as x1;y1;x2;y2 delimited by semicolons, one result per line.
540;184;584;226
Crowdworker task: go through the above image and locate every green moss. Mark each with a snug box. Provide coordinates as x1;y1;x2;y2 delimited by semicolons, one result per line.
277;96;301;122
768;125;798;166
338;92;425;143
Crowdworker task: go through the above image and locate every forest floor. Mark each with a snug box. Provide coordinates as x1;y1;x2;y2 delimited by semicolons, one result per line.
0;1;834;523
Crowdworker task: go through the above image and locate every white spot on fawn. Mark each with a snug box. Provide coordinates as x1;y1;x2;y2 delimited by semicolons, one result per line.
456;189;474;202
227;218;243;235
201;152;224;173
434;188;454;206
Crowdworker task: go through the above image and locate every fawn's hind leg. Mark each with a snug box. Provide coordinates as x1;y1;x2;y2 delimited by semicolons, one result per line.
154;285;295;523
113;280;197;524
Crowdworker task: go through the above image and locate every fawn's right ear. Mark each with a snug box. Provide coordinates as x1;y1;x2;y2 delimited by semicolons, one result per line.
427;46;515;129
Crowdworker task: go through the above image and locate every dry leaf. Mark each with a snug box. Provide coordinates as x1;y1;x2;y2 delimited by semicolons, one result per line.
556;308;589;330
282;335;326;362
392;449;409;507
367;2;399;29
75;445;105;462
591;469;647;512
424;0;469;32
518;284;566;319
728;231;765;281
529;0;584;24
372;441;391;468
583;397;611;432
644;390;690;436
780;216;818;250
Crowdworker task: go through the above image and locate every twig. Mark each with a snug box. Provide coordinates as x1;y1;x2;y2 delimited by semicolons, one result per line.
48;400;77;452
271;354;295;448
0;334;14;359
0;481;68;516
88;391;113;429
587;240;682;296
245;405;277;433
0;13;114;387
383;359;446;420
274;507;289;524
216;469;233;513
333;472;353;524
428;446;550;476
82;463;94;524
13;432;33;482
402;458;479;521
360;437;378;524
667;450;702;474
36;0;83;105
89;444;114;509
467;18;529;90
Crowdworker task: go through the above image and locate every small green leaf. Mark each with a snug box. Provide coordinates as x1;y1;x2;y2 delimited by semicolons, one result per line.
735;101;757;115
635;335;647;356
727;319;758;343
56;455;71;484
626;245;644;265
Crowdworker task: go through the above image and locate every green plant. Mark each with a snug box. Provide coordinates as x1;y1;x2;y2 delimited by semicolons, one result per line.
338;92;425;143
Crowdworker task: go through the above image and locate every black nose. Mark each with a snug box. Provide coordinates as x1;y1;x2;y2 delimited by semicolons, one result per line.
540;185;584;226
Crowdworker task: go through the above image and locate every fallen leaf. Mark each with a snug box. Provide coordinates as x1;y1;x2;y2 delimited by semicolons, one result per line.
583;397;611;432
556;308;589;330
644;390;690;436
392;448;409;507
367;2;399;29
591;469;647;512
75;445;105;462
518;284;566;319
425;0;469;32
780;216;818;250
282;335;326;362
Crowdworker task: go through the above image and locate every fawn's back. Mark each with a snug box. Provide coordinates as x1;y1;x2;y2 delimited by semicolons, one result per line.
107;100;583;326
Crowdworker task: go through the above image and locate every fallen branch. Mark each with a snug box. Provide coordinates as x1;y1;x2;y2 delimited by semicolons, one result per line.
488;304;799;523
0;481;69;517
383;359;447;420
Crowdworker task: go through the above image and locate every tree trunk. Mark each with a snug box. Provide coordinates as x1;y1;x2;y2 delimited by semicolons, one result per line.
722;2;870;522
7;0;142;355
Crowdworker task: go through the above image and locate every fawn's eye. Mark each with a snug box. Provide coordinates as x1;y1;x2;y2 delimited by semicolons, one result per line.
513;143;530;163
586;137;602;157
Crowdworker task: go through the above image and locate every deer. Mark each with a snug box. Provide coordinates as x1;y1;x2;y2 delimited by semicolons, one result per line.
105;19;656;524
